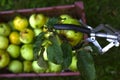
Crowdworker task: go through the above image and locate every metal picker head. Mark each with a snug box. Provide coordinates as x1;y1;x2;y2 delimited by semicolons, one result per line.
54;21;120;54
86;24;120;54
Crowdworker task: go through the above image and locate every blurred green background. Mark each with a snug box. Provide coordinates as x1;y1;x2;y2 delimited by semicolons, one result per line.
0;0;120;80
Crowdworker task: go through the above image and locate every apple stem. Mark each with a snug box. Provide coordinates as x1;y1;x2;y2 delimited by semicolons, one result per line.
24;30;28;33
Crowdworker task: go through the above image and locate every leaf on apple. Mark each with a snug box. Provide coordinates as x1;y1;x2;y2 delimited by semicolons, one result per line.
47;35;63;64
77;50;96;80
33;32;45;60
61;41;72;69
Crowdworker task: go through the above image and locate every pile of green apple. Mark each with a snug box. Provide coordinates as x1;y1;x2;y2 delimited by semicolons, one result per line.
0;13;83;73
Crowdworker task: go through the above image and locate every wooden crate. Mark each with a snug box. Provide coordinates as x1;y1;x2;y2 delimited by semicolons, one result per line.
0;1;86;78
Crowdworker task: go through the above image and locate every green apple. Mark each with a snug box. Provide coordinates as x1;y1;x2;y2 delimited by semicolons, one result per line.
8;60;23;73
58;30;83;47
60;14;72;19
32;61;46;73
20;44;34;61
0;23;11;36
7;44;20;58
29;14;47;28
0;49;10;69
59;18;83;47
34;28;42;36
23;60;33;73
62;18;80;25
60;14;72;22
20;28;35;44
63;30;83;46
9;31;21;45
48;61;62;72
0;36;9;49
69;56;78;71
13;16;28;31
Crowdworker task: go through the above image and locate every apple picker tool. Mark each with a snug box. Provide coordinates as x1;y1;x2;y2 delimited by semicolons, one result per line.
54;22;120;54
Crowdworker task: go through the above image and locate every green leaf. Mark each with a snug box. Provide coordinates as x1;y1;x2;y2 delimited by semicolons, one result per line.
46;17;60;31
77;50;96;80
47;35;63;64
61;42;72;69
37;47;48;69
33;32;45;60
